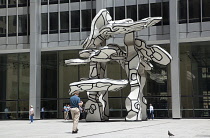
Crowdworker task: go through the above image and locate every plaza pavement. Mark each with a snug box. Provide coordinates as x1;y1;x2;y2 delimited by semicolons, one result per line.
0;119;210;138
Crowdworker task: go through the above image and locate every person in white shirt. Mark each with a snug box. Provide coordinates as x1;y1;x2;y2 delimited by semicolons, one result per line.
29;105;34;123
149;104;154;120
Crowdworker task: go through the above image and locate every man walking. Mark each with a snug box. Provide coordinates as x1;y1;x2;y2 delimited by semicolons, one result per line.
70;91;83;134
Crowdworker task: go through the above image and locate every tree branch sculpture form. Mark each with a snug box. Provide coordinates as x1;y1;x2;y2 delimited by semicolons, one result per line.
65;9;172;121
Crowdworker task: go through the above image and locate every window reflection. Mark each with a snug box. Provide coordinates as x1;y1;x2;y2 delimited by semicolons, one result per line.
49;0;58;4
18;0;27;7
115;6;125;20
178;0;187;24
71;10;80;32
50;12;58;33
127;5;137;21
0;0;6;8
60;12;69;33
41;52;58;99
202;0;210;22
8;15;17;36
0;16;6;37
18;15;28;36
8;0;16;8
162;2;169;25
150;2;161;26
138;4;149;20
41;13;48;34
189;0;201;23
82;9;91;31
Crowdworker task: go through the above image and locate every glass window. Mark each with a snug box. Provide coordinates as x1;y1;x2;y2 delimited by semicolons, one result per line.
18;15;28;36
18;0;27;7
8;0;16;8
202;0;210;22
106;7;113;19
82;9;91;31
150;2;161;26
115;6;125;20
138;4;149;20
71;10;80;32
19;54;29;100
50;12;58;34
0;16;6;37
71;0;78;2
49;0;58;4
41;52;58;99
58;51;79;99
162;2;169;25
8;15;17;36
41;13;48;34
189;0;201;23
178;0;187;24
127;5;137;21
60;0;69;3
60;12;69;33
41;0;47;5
0;0;6;8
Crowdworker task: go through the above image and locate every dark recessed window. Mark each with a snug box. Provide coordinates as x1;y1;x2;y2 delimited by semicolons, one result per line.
60;11;69;33
202;0;210;22
60;0;69;3
138;4;149;20
49;0;58;4
162;2;169;25
178;0;187;24
82;9;91;31
18;15;28;36
71;0;79;3
41;0;47;5
0;0;6;8
115;6;125;20
106;7;113;19
71;10;80;32
189;0;201;23
8;15;17;36
8;0;16;8
50;12;58;34
127;5;137;21
41;13;48;34
0;16;6;37
150;2;161;26
92;9;96;19
18;0;27;7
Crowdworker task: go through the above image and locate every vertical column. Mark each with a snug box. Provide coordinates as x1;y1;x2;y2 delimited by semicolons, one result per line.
169;0;181;118
29;0;41;119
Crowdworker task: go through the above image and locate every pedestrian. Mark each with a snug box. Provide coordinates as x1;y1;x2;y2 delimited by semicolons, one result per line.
41;107;45;119
149;103;154;120
70;91;83;134
29;105;34;123
63;104;68;120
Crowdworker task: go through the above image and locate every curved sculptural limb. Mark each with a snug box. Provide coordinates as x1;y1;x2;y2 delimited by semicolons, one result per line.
123;32;172;121
68;78;128;121
82;9;162;49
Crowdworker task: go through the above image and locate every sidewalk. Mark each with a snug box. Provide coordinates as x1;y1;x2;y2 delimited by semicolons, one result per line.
0;119;209;138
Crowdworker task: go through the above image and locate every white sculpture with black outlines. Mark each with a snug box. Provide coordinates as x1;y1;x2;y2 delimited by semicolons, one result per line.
65;9;172;121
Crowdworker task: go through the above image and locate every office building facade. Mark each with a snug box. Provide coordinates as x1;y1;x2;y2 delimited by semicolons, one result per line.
0;0;210;119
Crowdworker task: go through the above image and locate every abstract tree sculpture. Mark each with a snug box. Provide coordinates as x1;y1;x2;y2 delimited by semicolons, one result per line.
65;9;172;121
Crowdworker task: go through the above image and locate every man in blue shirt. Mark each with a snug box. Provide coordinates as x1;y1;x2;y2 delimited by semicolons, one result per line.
70;91;83;134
